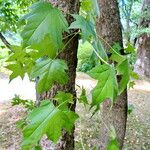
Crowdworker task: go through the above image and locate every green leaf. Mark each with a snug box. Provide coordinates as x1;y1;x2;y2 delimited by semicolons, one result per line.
69;14;96;42
35;145;42;150
21;100;78;149
80;0;93;12
110;43;125;63
92;0;100;17
54;91;73;110
130;70;139;80
128;81;136;89
106;139;119;150
80;0;99;17
21;1;68;58
92;40;108;61
62;111;79;133
88;64;118;106
106;126;119;150
6;63;25;81
128;104;135;114
78;87;88;105
6;46;37;79
7;45;26;62
116;58;130;94
125;42;135;53
31;58;69;93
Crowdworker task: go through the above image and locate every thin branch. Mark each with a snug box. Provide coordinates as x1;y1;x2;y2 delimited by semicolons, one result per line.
0;32;13;52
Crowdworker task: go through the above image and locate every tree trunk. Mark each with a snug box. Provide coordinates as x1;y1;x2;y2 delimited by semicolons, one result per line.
96;0;127;149
36;0;79;150
134;0;150;79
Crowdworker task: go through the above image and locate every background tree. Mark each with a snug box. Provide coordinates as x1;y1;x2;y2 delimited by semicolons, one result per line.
96;0;127;149
134;0;150;79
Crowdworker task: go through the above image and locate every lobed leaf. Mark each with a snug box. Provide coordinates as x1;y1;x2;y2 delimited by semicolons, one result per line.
88;64;118;106
21;100;78;149
116;58;130;94
69;14;96;42
30;58;69;93
21;1;68;58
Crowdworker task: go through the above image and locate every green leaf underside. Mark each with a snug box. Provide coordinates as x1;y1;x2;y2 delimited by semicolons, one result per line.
69;14;96;41
88;64;118;106
21;100;78;150
21;1;68;58
31;58;69;93
117;58;130;94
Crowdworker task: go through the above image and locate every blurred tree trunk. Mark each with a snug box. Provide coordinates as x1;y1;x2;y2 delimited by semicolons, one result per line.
134;0;150;79
36;0;79;150
96;0;127;149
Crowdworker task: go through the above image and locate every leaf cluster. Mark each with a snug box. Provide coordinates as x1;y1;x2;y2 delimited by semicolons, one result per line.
4;1;137;149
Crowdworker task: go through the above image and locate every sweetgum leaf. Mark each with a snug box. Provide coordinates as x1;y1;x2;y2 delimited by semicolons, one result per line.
6;45;37;80
78;87;88;105
106;139;119;150
117;58;130;94
92;40;108;61
88;64;118;106
21;1;68;58
125;42;135;53
31;58;69;93
6;63;25;81
69;14;96;42
21;100;78;149
54;91;73;110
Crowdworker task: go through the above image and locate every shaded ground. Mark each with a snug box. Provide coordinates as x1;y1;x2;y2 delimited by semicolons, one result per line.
0;72;150;150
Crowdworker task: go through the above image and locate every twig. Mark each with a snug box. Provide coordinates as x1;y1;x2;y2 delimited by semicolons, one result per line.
0;32;11;50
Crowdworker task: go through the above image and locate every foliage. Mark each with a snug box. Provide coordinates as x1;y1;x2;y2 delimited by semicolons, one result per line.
128;104;135;114
0;41;9;71
21;98;78;150
77;41;96;72
11;95;34;110
0;0;36;33
30;58;69;93
21;2;68;58
88;64;118;106
119;0;150;42
106;126;119;150
69;14;96;42
78;87;89;105
3;0;137;149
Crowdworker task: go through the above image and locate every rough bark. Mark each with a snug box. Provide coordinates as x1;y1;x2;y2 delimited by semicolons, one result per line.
134;0;150;79
96;0;127;149
36;0;80;150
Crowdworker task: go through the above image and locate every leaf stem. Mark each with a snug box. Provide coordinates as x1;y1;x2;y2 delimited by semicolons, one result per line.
62;31;80;51
93;48;109;65
97;35;124;59
62;31;78;40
